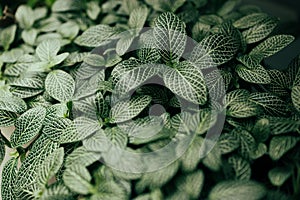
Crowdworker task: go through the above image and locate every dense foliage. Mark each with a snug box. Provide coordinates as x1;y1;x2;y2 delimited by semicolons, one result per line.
0;0;300;199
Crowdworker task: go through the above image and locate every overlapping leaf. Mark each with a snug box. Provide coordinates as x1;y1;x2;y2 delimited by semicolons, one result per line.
236;64;271;84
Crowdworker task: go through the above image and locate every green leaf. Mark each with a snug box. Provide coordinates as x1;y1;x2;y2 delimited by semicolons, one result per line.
40;183;73;200
52;0;82;12
37;148;64;188
287;54;300;87
236;54;263;69
223;89;250;107
227;101;260;118
175;170;204;199
57;21;80;39
250;35;294;58
10;106;46;148
109;95;152;123
238;129;257;159
1;158;18;200
83;54;105;67
21;29;38;46
114;63;162;96
268;167;292;186
249;143;267;159
252;118;270;142
249;93;287;116
218;132;240;154
269;136;299;160
163;61;207;104
242;17;278;44
15;5;35;29
36;39;61;62
45;70;75;102
217;0;240;16
136;161;179;193
233;13;269;29
65;146;100;168
0;25;17;50
83;129;110;152
145;0;186;12
14;135;59;199
86;1;101;20
236;64;271;84
267;117;300;135
63;165;93;195
0;137;5;166
199;14;223;25
0;110;18;127
189;34;239;69
292;86;300;112
128;6;149;31
208;180;266;200
266;70;290;97
75;25;117;47
116;32;136;56
202;143;222;171
153;12;186;62
228;155;251;180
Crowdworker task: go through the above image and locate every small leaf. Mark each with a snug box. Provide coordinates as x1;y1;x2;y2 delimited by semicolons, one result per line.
116;32;136;56
83;54;105;67
45;70;75;102
269;136;299;160
250;35;294;58
75;24;117;47
57;21;80;39
36;39;61;62
236;64;271;84
242;17;278;44
63;165;93;195
15;5;35;29
86;1;101;20
218;132;240;154
110;95;152;123
268;167;292;186
233;13;269;29
208;180;266;200
228;155;251;180
37;148;64;188
189;34;239;69
217;0;240;16
202;143;222;171
153;12;187;62
224;89;250;107
65;146;100;167
0;25;17;50
292;86;300;112
163;61;207;104
10;106;46;148
21;29;38;46
128;6;149;31
52;0;82;12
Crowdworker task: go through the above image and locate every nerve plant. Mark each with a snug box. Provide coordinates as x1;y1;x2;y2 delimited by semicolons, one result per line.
0;0;300;199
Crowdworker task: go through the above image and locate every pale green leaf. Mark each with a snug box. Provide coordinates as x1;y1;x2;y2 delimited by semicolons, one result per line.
83;129;110;152
10;106;46;148
65;146;100;167
269;136;299;160
250;35;294;58
268;167;292;186
128;6;149;31
15;5;35;29
236;64;271;84
83;54;105;67
52;0;82;12
202;144;222;171
163;61;207;104
199;14;223;25
242;17;278;44
36;39;61;62
116;32;136;56
109;95;152;123
208;180;266;200
189;34;239;69
217;0;240;16
57;21;80;39
63;165;93;195
40;183;73;200
87;1;101;20
21;29;38;46
1;158;18;200
153;12;186;62
236;54;262;69
45;70;75;102
75;25;117;47
37;148;64;188
0;25;17;50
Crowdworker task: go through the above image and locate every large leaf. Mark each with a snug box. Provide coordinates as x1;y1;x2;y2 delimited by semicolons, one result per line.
75;25;117;47
233;13;269;29
10;106;46;148
63;165;93;195
249;93;287;116
269;136;299;160
37;148;64;188
128;6;149;31
236;64;271;84
208;180;266;200
163;61;207;104
45;70;75;102
1;158;18;200
109;95;152;123
36;39;61;62
189;34;239;69
250;35;294;58
65;146;100;167
153;12;187;62
242;17;278;44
